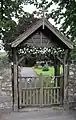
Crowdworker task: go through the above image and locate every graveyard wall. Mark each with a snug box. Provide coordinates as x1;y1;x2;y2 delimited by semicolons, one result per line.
64;64;76;109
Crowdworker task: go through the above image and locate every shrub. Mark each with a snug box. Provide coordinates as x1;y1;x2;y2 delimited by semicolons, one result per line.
42;66;49;71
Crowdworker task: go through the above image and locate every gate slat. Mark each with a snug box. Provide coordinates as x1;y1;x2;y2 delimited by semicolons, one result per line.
57;88;59;103
30;90;32;105
48;89;49;104
51;89;52;104
23;90;25;105
19;80;22;107
26;90;28;105
33;90;35;104
36;89;38;104
44;89;46;104
54;89;56;103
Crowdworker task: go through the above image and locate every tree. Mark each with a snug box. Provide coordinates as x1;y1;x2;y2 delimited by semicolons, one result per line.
33;0;76;59
2;13;38;60
0;0;53;39
45;0;76;59
0;0;36;40
1;0;75;60
0;0;53;61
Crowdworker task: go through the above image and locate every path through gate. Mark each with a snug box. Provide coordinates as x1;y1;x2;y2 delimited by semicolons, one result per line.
18;75;63;108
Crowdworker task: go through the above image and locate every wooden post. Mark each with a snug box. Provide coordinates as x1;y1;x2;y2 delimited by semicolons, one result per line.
54;61;60;87
11;64;14;110
18;77;22;108
12;48;18;111
64;64;68;101
54;63;60;76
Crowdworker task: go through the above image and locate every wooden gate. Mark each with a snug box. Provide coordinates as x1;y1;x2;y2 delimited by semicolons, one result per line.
18;75;63;108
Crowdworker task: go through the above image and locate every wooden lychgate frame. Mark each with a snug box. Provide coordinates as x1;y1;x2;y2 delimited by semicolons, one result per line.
11;18;73;111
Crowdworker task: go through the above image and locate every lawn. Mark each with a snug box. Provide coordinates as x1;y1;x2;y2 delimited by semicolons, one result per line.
34;66;63;76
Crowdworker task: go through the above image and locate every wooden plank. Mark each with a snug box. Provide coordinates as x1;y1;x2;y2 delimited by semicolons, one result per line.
60;77;63;105
51;89;52;104
44;89;46;104
54;89;56;104
57;88;59;103
47;89;49;104
30;90;32;105
21;87;60;91
22;87;40;90
26;90;28;105
36;89;38;104
23;90;25;105
42;87;60;89
40;75;43;105
21;103;60;107
33;90;35;104
19;80;22;108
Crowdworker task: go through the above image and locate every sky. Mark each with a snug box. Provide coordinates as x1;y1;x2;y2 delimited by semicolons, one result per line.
22;3;58;26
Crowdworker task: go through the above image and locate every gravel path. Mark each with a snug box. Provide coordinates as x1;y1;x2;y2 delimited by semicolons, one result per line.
20;67;37;77
1;107;76;120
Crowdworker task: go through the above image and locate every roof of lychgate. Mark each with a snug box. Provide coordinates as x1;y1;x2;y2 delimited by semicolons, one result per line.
11;18;73;49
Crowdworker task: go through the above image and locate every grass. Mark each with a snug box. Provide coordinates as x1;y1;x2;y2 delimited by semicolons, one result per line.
34;66;63;76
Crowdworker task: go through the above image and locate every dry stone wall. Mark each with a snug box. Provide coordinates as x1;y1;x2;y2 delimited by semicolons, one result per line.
65;64;76;109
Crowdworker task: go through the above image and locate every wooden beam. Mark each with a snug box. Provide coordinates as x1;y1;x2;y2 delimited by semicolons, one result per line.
17;56;25;65
64;49;70;64
64;49;68;64
56;56;64;65
54;60;60;76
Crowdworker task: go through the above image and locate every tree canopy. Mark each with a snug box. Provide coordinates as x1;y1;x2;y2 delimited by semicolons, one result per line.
0;0;76;60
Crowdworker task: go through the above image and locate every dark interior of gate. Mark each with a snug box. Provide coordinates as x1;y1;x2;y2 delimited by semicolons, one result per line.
11;19;73;110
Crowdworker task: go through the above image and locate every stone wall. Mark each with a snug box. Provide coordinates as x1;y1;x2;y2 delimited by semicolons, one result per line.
65;64;76;109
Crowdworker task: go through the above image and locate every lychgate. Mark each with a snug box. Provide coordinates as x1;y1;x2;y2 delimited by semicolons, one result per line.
11;18;73;111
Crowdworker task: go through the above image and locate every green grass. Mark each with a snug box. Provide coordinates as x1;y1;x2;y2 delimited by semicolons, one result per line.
34;66;63;76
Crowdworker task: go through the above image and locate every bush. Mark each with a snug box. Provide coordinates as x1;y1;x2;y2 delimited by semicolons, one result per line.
42;66;49;71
